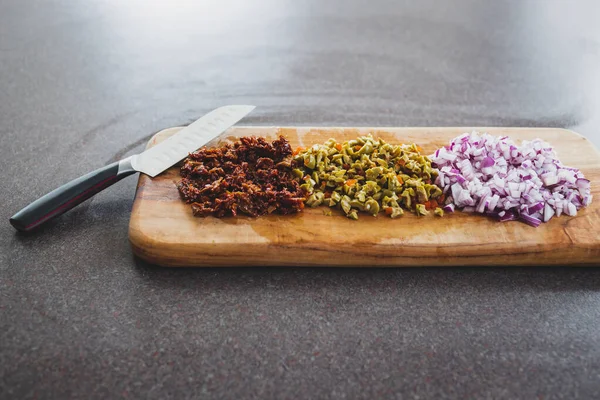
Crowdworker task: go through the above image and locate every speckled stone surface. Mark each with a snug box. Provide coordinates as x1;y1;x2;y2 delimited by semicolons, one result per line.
2;0;600;398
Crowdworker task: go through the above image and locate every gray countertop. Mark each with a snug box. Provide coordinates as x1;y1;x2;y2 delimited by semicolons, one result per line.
2;0;600;398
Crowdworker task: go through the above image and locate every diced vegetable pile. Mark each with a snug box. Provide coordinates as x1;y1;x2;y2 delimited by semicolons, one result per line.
177;131;593;227
430;131;592;227
291;135;445;219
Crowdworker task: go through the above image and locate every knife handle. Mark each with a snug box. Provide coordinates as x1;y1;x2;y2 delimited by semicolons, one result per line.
9;159;137;232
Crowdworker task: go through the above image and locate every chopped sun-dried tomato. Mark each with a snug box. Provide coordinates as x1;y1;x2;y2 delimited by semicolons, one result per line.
177;136;305;217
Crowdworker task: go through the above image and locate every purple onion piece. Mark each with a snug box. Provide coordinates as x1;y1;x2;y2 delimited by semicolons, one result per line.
576;178;591;189
527;202;544;214
481;156;495;168
499;212;517;222
443;204;455;213
520;214;542;228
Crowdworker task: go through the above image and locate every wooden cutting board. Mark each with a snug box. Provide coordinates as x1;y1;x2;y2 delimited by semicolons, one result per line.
129;127;600;267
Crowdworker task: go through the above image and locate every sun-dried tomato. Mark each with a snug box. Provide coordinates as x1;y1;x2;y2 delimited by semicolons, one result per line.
177;136;305;217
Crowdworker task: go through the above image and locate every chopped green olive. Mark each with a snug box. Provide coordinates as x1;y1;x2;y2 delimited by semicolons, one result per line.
304;154;316;169
292;134;442;219
415;204;429;216
347;209;359;220
390;207;404;218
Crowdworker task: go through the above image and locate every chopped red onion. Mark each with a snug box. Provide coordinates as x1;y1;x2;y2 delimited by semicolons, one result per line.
576;179;591;189
443;204;455;213
499;211;517;222
528;202;544;214
520;214;542;227
481;156;495;168
430;131;593;226
543;203;555;222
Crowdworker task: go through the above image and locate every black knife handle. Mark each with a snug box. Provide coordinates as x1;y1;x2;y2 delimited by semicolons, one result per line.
10;160;137;232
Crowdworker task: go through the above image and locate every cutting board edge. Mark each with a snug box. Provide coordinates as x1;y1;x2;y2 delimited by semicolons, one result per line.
129;216;600;267
129;240;600;267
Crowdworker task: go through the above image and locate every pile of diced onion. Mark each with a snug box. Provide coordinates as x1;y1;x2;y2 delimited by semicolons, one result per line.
430;131;592;227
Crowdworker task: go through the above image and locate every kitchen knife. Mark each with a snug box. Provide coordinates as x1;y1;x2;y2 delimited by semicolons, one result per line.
10;105;255;232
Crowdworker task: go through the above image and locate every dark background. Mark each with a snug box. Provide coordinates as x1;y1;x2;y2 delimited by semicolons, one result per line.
2;0;600;398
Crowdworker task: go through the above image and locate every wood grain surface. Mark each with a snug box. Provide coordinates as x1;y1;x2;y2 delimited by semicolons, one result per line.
129;127;600;267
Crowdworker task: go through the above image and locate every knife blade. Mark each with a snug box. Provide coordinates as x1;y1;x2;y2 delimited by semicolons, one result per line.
9;105;255;232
